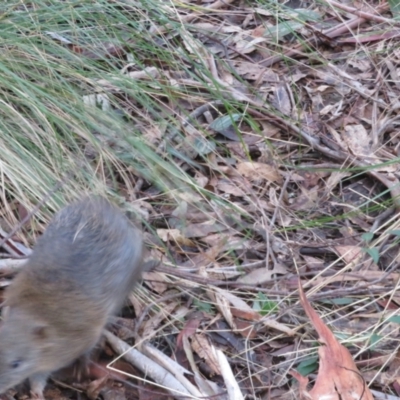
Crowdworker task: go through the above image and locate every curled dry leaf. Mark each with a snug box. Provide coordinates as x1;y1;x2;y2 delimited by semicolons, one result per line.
233;319;257;339
141;271;169;294
272;82;292;116
141;302;181;339
237;263;287;285
175;317;202;368
217;181;247;197
293;282;374;400
230;61;279;81
289;186;319;211
213;290;236;330
156;228;195;246
216;288;295;336
333;245;363;264
172;319;224;399
342;124;374;156
183;220;229;238
260;317;296;336
235;36;266;54
191;333;221;376
236;161;282;183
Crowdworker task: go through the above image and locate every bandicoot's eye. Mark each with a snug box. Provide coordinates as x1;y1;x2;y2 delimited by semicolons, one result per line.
10;359;22;369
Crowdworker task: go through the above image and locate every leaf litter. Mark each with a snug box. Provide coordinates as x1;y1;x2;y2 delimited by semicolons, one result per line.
2;0;400;399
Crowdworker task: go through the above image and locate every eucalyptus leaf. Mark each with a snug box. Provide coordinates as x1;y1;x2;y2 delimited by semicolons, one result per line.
292;8;322;22
365;247;380;264
388;315;400;324
193;136;216;156
210;114;242;134
297;357;319;376
320;297;354;305
264;21;304;41
369;333;382;349
388;0;400;19
361;232;374;243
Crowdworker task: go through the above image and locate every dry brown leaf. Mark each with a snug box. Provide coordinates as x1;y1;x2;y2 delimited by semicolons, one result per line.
183;220;229;238
233;319;258;339
260;120;281;137
333;245;363;264
342;124;373;156
217;181;246;197
215;287;251;311
302;255;325;270
175;317;202;368
348;58;373;72
289;186;319;211
236;161;282;183
235;36;266;54
191;333;221;376
176;318;201;350
293;282;374;400
237;263;287;285
231;61;279;81
142;271;169;294
194;172;209;187
213;290;236;330
325;170;351;191
142;124;164;143
261;317;295;336
141;301;180;339
156;228;195;246
273;82;292;116
230;306;261;322
215;287;295;335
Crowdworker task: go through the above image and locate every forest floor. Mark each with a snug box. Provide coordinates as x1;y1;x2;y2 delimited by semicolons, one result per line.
0;0;399;399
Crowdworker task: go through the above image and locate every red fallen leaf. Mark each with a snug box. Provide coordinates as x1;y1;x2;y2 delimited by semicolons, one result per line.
292;281;374;400
175;315;202;367
393;380;400;396
252;25;265;37
176;316;202;349
234;318;258;339
89;360;129;381
230;306;261;321
377;298;400;309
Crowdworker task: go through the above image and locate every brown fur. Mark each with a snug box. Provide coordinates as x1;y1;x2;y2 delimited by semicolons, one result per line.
0;196;143;397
